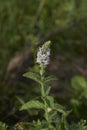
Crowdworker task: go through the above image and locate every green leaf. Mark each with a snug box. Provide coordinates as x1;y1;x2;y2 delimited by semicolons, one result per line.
48;111;58;121
16;96;25;105
45;86;51;95
71;76;87;90
0;122;7;130
44;75;58;83
46;96;54;108
78;120;87;130
71;99;81;106
20;100;44;110
54;103;66;114
23;71;42;84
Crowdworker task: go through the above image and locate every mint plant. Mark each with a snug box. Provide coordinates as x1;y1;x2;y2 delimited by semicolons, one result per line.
19;41;68;129
14;41;87;130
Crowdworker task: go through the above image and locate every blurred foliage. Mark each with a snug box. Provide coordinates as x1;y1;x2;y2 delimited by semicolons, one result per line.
70;76;87;119
0;0;87;127
0;122;8;130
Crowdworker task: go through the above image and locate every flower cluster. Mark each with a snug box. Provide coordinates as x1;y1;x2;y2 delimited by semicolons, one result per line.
36;41;51;67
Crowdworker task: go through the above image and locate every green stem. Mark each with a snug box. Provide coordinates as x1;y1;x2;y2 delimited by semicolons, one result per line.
40;65;49;122
44;98;49;122
41;82;45;97
40;66;45;97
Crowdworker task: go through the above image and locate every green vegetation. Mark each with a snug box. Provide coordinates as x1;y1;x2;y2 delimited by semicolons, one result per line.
0;0;87;129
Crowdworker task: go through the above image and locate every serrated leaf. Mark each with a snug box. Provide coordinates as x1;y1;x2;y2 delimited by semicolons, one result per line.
44;75;57;83
23;71;42;84
20;100;44;110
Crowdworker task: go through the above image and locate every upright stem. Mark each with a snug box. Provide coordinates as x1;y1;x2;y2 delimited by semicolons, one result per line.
40;65;45;97
40;65;49;122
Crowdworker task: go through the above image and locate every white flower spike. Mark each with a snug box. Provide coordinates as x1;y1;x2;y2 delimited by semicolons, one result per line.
36;41;51;67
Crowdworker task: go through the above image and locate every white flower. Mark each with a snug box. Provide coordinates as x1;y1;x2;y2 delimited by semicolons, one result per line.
36;41;51;67
47;107;52;113
37;48;50;66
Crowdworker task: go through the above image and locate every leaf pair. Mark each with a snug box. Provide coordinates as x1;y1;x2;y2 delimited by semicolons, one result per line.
23;71;57;85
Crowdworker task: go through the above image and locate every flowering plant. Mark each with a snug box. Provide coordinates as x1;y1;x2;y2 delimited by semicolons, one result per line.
14;41;87;130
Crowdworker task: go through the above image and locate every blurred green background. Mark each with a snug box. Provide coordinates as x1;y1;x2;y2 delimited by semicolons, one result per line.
0;0;87;126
